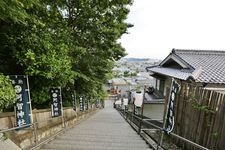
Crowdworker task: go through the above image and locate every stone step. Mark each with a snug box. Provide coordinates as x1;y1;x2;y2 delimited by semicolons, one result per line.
43;143;150;150
58;133;140;138
55;136;144;143
48;139;148;147
39;100;151;150
62;131;139;135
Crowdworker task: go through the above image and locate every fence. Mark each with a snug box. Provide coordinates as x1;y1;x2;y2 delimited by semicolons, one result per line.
116;82;225;150
173;82;225;150
0;106;98;149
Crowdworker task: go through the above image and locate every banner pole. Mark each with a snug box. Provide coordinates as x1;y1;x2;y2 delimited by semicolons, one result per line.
139;86;146;134
26;75;33;124
74;91;76;111
59;87;65;128
159;78;174;146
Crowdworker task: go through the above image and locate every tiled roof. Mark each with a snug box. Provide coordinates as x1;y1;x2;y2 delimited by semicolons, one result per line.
149;67;191;80
173;49;225;84
147;49;225;84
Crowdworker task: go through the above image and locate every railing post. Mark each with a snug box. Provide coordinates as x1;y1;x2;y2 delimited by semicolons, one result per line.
138;86;146;135
131;110;134;123
156;130;162;150
138;118;142;134
62;116;65;128
33;123;38;145
125;108;128;120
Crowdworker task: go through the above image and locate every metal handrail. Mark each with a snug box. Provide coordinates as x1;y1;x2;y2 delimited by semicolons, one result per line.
0;107;96;149
0;114;67;133
143;119;163;121
118;109;209;150
0;124;32;133
0;107;93;133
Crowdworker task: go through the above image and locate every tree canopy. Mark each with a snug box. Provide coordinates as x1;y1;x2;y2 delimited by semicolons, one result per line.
0;0;132;108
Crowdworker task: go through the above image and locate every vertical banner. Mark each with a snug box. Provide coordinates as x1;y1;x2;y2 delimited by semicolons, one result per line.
123;98;129;111
71;90;76;111
85;97;88;110
50;87;62;117
79;96;84;111
134;91;144;107
95;99;100;108
164;79;180;134
101;100;105;108
10;75;32;127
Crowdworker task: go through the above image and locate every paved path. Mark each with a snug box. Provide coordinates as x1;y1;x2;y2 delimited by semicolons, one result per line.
39;100;150;150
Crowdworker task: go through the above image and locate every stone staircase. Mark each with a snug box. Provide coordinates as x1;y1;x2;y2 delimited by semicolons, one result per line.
39;100;151;150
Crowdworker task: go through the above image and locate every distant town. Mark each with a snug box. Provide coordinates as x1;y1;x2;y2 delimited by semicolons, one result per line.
112;57;163;90
113;58;161;83
114;57;161;73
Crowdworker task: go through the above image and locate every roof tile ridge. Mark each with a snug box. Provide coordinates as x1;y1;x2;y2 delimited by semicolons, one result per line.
173;49;225;55
172;50;195;70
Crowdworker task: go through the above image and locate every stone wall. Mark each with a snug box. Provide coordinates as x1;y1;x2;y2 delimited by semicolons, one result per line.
0;107;97;149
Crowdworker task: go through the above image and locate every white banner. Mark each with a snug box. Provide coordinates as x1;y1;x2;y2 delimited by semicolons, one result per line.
134;91;144;107
123;98;128;106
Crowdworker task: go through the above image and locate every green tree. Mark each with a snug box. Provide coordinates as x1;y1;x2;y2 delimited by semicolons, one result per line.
0;75;16;111
0;0;133;108
0;1;77;104
123;71;130;77
68;0;132;99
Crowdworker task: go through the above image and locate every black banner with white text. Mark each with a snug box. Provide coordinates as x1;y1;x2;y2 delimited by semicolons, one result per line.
164;79;180;134
10;75;32;127
50;87;62;117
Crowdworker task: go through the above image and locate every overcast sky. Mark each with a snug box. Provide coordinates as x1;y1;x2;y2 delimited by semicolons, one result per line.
119;0;225;59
